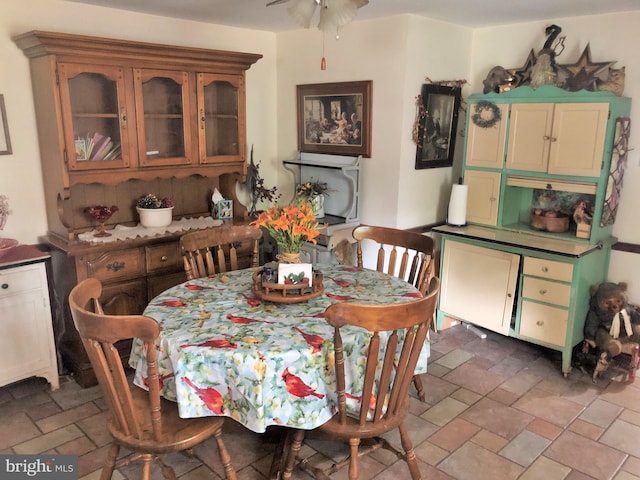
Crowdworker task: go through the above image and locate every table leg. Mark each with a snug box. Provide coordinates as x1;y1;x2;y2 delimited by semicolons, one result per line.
268;427;289;480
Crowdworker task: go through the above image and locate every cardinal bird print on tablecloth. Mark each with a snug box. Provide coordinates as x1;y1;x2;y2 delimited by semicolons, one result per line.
181;376;225;414
293;326;324;354
153;299;188;307
226;313;275;325
142;372;174;391
327;277;350;288
240;292;262;308
326;292;357;302
184;282;214;291
281;368;324;399
180;338;238;349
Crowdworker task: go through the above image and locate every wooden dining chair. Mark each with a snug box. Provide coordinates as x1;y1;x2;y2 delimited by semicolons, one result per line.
68;278;237;480
352;224;436;401
282;277;440;480
180;225;262;280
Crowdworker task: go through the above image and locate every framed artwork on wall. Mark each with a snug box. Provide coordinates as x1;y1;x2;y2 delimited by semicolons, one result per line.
0;95;12;155
297;81;372;157
414;84;461;169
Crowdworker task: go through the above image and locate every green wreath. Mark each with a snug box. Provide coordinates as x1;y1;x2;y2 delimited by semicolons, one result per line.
471;100;501;128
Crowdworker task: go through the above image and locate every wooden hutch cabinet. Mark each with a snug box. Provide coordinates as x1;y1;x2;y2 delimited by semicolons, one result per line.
435;86;631;376
15;31;261;387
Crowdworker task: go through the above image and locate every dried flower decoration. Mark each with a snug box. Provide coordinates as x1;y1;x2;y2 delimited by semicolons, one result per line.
136;194;174;209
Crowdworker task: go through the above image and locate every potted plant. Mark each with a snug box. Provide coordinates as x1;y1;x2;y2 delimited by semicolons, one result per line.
296;180;331;218
250;201;320;263
136;194;174;228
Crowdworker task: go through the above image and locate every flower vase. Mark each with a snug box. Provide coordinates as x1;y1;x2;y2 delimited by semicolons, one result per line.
277;251;301;264
311;194;325;218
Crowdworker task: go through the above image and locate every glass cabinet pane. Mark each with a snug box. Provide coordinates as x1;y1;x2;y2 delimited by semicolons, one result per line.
58;64;129;170
135;69;192;166
198;74;244;163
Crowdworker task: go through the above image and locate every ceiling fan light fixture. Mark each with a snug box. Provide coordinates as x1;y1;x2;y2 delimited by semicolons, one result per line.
287;0;319;29
317;0;359;32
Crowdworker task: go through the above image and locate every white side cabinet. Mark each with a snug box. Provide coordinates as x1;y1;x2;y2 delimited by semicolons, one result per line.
0;247;59;390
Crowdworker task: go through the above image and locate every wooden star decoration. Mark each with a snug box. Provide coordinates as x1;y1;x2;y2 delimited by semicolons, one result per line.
508;49;536;87
557;44;615;92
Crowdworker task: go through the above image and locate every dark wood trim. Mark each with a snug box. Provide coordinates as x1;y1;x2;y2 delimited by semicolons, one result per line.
612;242;640;254
406;221;445;234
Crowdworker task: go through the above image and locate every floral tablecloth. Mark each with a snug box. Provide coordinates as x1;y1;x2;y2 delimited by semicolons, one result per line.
129;264;428;433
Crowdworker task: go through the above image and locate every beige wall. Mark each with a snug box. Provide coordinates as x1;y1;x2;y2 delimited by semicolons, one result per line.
0;2;638;298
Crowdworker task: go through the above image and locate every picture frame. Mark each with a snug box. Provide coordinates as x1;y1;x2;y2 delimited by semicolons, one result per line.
414;84;461;169
297;81;372;157
0;95;12;155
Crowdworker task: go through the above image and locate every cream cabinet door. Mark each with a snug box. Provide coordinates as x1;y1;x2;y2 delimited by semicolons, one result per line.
440;241;520;336
505;103;554;172
465;103;509;168
464;170;501;226
548;103;608;177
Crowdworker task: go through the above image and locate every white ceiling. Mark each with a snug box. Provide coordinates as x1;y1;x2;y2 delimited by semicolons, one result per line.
63;0;640;31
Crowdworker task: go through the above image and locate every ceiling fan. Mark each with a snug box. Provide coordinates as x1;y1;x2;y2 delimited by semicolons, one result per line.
267;0;369;31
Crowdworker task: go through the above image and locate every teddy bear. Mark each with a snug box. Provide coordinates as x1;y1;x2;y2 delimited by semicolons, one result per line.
584;282;640;381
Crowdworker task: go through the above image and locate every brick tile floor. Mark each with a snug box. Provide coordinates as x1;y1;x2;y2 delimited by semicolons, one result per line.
1;324;640;480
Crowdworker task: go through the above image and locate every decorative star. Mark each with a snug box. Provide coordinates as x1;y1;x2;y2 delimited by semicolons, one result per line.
508;49;536;87
557;44;615;92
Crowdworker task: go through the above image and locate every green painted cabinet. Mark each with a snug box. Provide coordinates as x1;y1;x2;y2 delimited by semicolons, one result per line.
436;86;631;376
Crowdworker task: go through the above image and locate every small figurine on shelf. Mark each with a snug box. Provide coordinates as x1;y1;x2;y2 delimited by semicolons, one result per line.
84;205;118;237
573;200;594;239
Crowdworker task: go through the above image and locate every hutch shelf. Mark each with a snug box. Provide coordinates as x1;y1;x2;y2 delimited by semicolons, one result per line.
15;31;261;386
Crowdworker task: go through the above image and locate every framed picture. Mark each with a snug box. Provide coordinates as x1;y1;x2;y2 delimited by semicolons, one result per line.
414;84;461;169
0;95;12;155
297;81;372;157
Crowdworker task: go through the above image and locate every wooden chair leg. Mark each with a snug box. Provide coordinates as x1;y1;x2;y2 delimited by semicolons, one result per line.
100;442;120;480
413;374;426;402
348;438;360;480
140;454;153;480
398;422;422;480
282;429;305;480
213;429;238;480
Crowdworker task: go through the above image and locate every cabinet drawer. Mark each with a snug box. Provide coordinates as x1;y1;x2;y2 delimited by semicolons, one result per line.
520;301;568;346
79;249;144;283
523;257;573;282
522;277;571;307
146;243;182;273
0;264;46;297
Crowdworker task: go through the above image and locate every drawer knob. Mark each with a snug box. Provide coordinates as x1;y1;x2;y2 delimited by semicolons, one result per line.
537;320;544;326
542;267;549;273
539;289;547;295
107;261;125;272
161;255;168;262
1;283;8;289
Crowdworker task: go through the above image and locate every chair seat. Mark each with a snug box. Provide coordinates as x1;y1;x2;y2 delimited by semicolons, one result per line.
109;387;225;454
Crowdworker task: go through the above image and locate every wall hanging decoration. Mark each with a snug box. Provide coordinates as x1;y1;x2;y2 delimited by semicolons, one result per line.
0;95;12;155
601;117;631;226
414;83;461;169
470;100;502;129
297;81;372;157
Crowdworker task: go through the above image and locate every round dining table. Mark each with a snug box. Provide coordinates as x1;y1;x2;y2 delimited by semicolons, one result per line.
129;263;428;434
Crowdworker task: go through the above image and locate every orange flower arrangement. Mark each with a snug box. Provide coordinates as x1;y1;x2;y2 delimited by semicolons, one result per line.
251;201;320;254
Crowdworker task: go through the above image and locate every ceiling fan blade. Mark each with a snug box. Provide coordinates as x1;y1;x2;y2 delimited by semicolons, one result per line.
266;0;291;6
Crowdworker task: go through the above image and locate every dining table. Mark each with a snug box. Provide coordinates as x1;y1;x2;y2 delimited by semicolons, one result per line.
128;263;428;436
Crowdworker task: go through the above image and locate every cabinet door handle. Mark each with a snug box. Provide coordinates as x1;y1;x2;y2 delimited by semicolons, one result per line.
539;289;547;295
536;320;544;326
107;261;125;272
1;283;8;289
543;135;557;142
120;109;127;127
200;109;206;129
